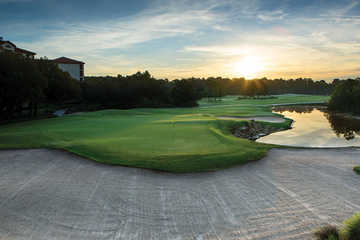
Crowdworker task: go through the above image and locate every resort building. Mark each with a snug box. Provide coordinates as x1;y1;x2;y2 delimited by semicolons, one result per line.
0;37;85;81
0;37;36;58
53;57;85;81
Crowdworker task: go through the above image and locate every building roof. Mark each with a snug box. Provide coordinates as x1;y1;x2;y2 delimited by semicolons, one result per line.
53;57;85;65
0;40;16;48
0;40;36;56
15;47;36;56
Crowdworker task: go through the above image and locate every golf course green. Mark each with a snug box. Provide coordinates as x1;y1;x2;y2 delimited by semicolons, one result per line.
0;95;329;173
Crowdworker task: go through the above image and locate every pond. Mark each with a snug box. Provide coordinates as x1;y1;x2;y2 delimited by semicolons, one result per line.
257;105;360;147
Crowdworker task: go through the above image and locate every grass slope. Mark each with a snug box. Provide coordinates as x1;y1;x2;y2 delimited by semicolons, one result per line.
0;95;329;173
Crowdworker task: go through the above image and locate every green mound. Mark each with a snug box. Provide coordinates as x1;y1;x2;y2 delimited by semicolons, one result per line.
0;95;329;173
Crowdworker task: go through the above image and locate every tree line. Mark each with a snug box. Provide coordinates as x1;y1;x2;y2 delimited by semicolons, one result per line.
1;51;357;121
83;72;201;108
329;79;360;114
83;75;337;107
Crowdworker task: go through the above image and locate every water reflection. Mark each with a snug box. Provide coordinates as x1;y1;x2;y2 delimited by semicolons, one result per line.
257;105;360;147
274;105;319;114
275;105;360;140
323;112;360;140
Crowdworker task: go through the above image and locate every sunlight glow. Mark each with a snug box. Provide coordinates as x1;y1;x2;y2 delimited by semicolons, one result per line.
233;56;266;79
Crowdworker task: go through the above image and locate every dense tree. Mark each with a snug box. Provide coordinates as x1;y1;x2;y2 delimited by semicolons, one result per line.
171;79;201;107
37;58;81;103
328;79;360;114
241;79;268;97
0;52;81;120
83;71;173;108
0;52;46;118
206;77;223;101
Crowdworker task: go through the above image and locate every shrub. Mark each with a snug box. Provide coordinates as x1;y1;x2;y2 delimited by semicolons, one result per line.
341;213;360;240
314;225;340;240
354;166;360;175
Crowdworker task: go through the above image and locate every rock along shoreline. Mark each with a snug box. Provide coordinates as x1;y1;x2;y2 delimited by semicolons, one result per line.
231;120;291;141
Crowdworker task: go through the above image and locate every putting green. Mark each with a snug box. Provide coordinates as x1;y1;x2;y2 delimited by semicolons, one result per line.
0;95;329;172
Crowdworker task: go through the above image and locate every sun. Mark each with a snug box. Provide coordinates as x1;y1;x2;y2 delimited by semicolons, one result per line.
234;56;265;79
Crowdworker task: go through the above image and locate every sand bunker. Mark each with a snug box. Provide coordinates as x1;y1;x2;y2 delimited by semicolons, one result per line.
1;148;360;239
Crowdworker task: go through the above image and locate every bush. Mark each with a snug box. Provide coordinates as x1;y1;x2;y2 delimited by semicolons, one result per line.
314;225;340;240
354;166;360;175
341;213;360;240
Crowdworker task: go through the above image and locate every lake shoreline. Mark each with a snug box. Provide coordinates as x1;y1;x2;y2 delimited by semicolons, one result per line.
257;104;360;148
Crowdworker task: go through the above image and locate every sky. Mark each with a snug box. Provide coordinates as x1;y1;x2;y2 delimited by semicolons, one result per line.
1;0;360;80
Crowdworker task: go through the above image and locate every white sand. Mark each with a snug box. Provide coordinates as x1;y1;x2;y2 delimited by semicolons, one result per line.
1;148;360;240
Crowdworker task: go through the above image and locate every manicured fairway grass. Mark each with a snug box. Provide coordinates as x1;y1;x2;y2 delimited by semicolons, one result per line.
0;95;329;172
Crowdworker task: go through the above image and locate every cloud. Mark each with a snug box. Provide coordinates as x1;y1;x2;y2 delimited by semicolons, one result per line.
183;15;360;80
184;46;253;56
15;0;231;76
325;0;359;17
15;0;259;75
257;10;287;21
19;8;217;57
212;25;232;31
5;0;360;80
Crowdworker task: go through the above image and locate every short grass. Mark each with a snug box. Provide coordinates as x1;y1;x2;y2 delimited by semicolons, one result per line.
0;94;329;173
341;212;360;240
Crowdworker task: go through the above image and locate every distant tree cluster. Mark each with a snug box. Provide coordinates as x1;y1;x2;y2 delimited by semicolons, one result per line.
82;75;338;108
2;50;357;122
83;72;201;108
328;79;360;114
201;77;335;99
0;52;80;120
